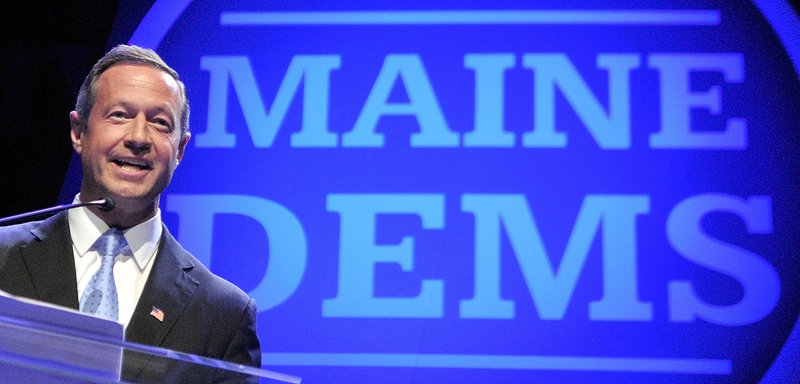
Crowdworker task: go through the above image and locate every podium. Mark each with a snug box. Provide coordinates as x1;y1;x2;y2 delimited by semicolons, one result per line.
0;291;300;383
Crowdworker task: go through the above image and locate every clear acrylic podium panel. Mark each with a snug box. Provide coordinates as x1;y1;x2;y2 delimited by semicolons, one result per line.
0;291;300;383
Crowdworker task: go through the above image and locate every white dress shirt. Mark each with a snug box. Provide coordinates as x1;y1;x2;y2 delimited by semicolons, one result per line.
68;195;160;329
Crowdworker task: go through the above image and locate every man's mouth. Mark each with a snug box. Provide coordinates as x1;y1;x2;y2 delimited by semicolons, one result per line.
112;158;152;171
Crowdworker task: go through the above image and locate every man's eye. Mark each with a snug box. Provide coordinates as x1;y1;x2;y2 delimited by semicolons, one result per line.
155;119;173;131
110;111;126;118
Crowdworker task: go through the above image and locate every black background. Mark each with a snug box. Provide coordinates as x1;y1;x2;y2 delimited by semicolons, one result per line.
1;1;120;217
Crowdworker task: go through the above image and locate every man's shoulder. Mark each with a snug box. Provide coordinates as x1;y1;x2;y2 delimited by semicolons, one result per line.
0;222;35;261
189;253;251;304
0;213;65;252
0;222;35;244
160;228;253;310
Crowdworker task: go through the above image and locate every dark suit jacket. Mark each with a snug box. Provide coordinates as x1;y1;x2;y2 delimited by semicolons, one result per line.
0;211;261;383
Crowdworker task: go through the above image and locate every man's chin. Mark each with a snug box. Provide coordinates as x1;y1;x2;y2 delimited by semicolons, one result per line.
89;180;165;210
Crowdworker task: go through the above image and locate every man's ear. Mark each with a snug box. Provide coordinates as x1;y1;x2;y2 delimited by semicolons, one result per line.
176;132;191;164
69;111;83;154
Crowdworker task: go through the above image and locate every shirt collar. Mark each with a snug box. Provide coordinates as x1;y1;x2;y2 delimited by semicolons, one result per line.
68;194;162;271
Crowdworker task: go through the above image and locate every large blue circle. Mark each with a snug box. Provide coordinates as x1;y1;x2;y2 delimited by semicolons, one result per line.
125;1;800;382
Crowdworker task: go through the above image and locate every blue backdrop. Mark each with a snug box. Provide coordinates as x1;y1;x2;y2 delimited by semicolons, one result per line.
64;0;800;382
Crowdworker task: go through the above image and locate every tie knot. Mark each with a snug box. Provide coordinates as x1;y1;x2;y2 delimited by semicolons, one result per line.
95;227;127;260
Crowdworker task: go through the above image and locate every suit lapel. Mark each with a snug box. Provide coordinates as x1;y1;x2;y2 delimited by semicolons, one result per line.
20;212;79;309
123;225;198;378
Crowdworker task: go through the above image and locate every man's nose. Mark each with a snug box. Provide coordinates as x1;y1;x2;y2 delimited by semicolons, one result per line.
124;115;152;153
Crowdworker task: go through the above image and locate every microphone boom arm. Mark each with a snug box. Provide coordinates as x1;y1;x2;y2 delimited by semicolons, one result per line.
0;197;114;226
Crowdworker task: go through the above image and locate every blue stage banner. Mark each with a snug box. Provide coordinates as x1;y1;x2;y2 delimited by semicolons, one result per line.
78;0;800;382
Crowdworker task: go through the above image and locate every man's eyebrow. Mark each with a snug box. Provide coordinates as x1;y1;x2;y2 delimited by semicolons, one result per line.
113;101;177;119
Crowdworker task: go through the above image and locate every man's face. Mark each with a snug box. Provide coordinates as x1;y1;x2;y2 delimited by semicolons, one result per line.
70;63;188;211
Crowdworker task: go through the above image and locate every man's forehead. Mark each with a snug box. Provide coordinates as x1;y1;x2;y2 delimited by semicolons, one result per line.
95;63;183;112
99;63;179;90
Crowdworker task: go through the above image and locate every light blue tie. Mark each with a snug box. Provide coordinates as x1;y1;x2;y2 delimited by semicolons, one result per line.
80;228;127;321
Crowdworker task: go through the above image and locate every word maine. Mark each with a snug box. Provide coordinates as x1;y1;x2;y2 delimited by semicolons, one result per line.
196;52;745;150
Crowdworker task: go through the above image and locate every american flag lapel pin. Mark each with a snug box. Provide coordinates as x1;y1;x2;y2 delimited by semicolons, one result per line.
149;306;165;322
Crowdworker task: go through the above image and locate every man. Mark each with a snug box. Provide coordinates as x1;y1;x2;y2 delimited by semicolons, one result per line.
0;45;261;382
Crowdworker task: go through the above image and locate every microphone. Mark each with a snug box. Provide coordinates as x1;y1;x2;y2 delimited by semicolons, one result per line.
96;196;115;212
0;196;115;226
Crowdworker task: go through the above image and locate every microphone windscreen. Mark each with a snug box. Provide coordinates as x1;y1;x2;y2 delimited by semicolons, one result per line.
98;196;115;212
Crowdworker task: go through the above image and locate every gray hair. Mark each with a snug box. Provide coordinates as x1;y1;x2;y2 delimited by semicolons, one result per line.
74;44;190;137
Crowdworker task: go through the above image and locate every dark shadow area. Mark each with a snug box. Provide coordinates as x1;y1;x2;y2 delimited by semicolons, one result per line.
0;1;119;218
